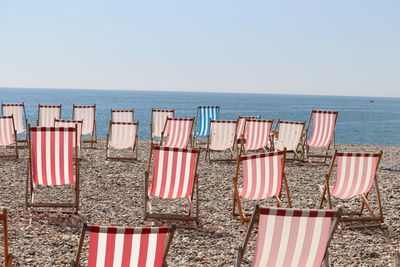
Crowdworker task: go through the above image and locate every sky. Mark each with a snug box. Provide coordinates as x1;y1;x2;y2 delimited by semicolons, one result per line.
0;0;399;97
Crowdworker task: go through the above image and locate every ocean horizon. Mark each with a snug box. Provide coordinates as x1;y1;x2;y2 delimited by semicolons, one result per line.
1;87;399;146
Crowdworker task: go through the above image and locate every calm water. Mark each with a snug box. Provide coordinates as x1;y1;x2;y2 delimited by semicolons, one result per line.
1;88;399;145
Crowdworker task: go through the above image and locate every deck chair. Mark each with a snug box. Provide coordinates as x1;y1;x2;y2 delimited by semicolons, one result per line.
145;146;201;227
54;119;83;149
319;151;384;227
106;121;139;161
111;109;134;122
2;103;27;143
236;116;259;142
160;117;194;149
150;109;175;144
73;105;97;148
305;110;338;163
26;125;80;213
0;208;12;267
72;223;175;267
194;106;220;143
235;206;341;267
205;120;237;162
0;116;18;158
273;120;305;160
37;104;61;127
240;119;274;153
233;150;291;223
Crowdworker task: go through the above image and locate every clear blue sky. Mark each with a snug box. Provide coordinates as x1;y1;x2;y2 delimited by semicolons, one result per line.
1;0;399;97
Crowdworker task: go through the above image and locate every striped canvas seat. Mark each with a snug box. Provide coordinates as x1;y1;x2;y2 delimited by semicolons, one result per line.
0;116;18;158
235;206;340;267
145;146;200;226
111;109;134;122
73;105;96;135
0;207;12;267
37;104;61;127
307;110;338;148
54;119;83;148
236;116;258;140
2;103;26;134
319;151;383;226
273;120;305;158
162;118;194;149
208;120;237;151
106;122;139;161
27;125;80;212
72;224;175;267
242;119;273;151
233;151;291;223
151;109;175;143
195;106;220;138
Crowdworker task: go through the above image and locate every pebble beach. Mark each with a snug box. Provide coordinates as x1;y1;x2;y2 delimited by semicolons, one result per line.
1;140;399;266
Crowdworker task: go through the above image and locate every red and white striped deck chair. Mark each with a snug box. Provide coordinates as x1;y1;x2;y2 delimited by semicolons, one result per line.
236;116;259;142
26;125;80;213
0;207;12;267
106;121;139;161
0;116;18;158
273;120;305;160
37;104;61;127
319;151;384;227
2;103;27;143
161;117;194;149
235;206;341;267
233;150;292;223
111;109;134;122
72;223;176;267
73;105;97;148
305;110;339;163
150;109;175;144
145;146;201;227
205;120;238;162
241;119;273;153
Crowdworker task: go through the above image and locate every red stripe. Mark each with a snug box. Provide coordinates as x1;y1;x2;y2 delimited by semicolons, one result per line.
266;155;274;198
32;130;39;184
40;130;47;185
159;149;169;197
154;230;166;267
88;227;100;267
59;130;65;185
104;227;117;266
137;228;150;267
50;130;56;185
185;153;196;198
68;130;74;184
121;227;133;265
150;149;160;196
168;151;178;198
259;157;266;199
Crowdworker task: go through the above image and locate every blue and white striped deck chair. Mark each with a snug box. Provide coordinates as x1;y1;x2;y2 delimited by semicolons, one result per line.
195;106;220;143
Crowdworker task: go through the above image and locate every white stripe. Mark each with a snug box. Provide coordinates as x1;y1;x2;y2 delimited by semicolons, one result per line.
64;129;70;184
45;130;52;185
96;229;108;267
154;150;164;196
290;214;309;266
352;157;365;198
257;214;276;266
172;151;183;198
253;157;262;199
145;229;159;267
244;159;252;199
54;130;61;185
334;156;347;196
112;227;126;266
271;155;279;197
342;157;356;198
275;212;294;266
36;130;43;185
360;157;374;194
129;228;142;266
181;151;192;197
163;150;174;198
304;217;324;266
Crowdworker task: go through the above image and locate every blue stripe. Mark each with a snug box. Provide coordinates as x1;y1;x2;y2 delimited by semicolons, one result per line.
197;106;219;137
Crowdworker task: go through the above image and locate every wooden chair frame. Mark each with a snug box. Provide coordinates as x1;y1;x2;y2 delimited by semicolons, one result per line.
37;104;62;126
1;102;28;144
0;115;18;159
144;145;201;227
235;205;341;267
272;119;306;161
72;104;97;148
319;150;384;227
233;149;292;223
160;117;195;149
0;208;12;267
194;105;220;144
150;109;175;144
205;120;238;162
304;110;339;163
71;223;176;267
105;121;139;161
110;109;134;122
26;125;80;214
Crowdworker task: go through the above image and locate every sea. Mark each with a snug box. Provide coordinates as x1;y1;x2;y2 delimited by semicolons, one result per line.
1;88;399;146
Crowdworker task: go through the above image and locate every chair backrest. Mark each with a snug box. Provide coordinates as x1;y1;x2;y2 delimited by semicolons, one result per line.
0;116;16;146
108;122;138;149
330;152;381;199
149;146;199;198
209;120;237;150
38;104;61;127
243;119;273;151
252;207;337;267
111;109;134;122
196;106;220;137
73;105;96;135
236;116;259;138
307;110;338;147
238;151;285;200
162;118;194;149
54;119;83;148
84;225;174;267
29;126;77;186
274;120;305;151
151;109;175;138
2;103;26;134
